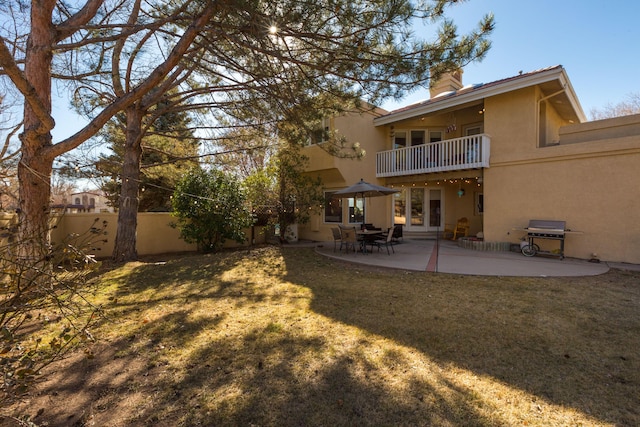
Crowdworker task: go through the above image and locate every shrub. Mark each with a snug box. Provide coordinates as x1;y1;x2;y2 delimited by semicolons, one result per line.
171;169;253;252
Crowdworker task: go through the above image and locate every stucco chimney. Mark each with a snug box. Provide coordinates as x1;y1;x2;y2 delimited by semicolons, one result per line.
430;69;463;98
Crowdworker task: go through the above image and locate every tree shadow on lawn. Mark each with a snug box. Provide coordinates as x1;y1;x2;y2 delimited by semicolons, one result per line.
280;248;640;426
6;247;639;426
13;309;495;426
5;308;223;426
8;248;499;426
164;332;496;427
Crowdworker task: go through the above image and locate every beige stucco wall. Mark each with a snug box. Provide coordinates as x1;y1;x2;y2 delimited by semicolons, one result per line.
559;113;640;144
48;213;267;258
484;88;538;160
300;109;391;242
483;122;640;264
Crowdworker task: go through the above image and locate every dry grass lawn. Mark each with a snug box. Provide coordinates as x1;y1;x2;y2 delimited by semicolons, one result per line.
3;245;639;426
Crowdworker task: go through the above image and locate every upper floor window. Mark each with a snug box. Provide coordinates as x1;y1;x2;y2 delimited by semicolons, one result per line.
429;130;443;143
464;124;483;136
74;197;81;205
411;130;425;146
394;131;407;149
308;118;330;145
394;129;443;148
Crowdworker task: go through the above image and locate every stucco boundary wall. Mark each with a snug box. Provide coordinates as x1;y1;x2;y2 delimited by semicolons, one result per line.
42;213;267;258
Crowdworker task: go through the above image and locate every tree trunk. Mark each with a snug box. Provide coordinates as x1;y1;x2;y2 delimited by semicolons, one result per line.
112;107;143;262
17;148;54;261
17;0;56;263
278;168;287;241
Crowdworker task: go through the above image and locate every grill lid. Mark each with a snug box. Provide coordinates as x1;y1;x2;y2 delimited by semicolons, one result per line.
526;219;566;236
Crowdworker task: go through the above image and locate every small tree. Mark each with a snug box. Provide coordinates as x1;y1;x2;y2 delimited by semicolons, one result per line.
274;147;324;241
171;169;253;252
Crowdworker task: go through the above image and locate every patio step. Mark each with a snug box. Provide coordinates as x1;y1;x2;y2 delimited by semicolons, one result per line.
403;231;439;240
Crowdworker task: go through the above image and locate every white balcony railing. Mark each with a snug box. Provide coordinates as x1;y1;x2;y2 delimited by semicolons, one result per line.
376;134;490;177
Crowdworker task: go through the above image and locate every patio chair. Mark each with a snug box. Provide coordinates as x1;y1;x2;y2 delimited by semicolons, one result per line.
369;227;395;255
339;225;359;253
391;224;403;242
452;217;470;240
331;227;343;252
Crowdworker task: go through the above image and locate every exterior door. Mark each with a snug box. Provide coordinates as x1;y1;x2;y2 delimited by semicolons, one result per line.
394;187;444;232
427;189;444;231
409;188;424;228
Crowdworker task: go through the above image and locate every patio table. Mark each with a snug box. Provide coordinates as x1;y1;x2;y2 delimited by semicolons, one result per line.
356;229;384;253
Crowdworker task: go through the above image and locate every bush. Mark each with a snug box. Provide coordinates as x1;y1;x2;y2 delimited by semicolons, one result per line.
171;169;253;252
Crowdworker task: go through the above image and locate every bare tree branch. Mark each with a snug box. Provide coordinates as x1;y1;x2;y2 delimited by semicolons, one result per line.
0;38;55;133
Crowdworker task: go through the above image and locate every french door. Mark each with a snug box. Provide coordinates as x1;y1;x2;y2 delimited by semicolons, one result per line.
393;188;444;231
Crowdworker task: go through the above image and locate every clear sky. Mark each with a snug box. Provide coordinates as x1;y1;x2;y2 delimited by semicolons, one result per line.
382;0;640;117
51;1;640;142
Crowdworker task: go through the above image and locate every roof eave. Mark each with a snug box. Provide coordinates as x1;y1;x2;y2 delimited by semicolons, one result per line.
558;69;587;123
374;66;586;125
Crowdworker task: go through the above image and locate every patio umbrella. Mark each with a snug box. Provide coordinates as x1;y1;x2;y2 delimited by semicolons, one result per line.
334;178;399;224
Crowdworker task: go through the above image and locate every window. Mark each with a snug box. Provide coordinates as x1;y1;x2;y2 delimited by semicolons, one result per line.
394;129;439;147
411;188;424;226
394;190;406;225
309;118;330;145
348;198;364;224
324;191;342;223
74;197;81;205
465;124;483;136
410;130;425;146
89;198;95;207
429;130;443;143
393;130;407;149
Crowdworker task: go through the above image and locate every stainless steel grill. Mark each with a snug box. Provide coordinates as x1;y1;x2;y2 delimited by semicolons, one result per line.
522;219;567;259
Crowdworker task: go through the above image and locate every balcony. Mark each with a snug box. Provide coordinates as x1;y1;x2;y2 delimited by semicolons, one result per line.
376;134;490;177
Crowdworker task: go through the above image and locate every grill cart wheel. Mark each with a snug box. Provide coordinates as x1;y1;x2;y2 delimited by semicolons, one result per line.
521;244;539;257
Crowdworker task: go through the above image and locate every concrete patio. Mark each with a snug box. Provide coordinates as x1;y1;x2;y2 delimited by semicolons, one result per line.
312;238;638;277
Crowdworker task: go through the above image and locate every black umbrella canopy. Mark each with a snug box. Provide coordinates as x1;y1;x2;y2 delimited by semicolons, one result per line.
334;179;398;224
334;179;399;198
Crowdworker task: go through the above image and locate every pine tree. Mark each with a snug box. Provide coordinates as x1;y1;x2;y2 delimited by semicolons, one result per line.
96;105;200;212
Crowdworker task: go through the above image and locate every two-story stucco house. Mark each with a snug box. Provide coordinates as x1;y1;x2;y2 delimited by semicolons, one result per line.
300;65;640;264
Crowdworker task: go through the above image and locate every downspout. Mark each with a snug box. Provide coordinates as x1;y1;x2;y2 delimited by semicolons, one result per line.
537;87;566;147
